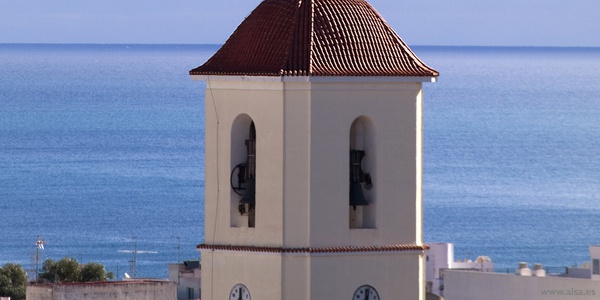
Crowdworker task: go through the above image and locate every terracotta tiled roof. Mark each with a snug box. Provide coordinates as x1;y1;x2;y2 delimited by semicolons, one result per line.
190;0;438;77
197;243;429;253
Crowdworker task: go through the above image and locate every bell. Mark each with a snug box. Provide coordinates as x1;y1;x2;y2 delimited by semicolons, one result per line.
349;181;369;209
239;178;256;205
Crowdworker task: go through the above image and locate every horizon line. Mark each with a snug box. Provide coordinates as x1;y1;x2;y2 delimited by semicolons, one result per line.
1;43;599;50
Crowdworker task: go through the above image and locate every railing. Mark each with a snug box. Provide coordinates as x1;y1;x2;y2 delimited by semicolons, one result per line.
495;266;568;275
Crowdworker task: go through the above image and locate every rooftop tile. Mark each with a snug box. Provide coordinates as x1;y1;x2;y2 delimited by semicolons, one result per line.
190;0;438;77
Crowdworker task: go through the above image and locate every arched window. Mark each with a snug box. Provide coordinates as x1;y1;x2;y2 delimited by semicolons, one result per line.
230;115;256;228
349;117;375;228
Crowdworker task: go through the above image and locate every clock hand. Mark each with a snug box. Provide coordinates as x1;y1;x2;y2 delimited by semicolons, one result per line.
364;287;370;300
238;287;243;300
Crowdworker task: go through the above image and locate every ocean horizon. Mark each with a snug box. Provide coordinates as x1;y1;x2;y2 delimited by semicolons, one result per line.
1;44;600;278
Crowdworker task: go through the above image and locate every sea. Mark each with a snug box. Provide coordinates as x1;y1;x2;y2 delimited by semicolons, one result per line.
1;44;600;278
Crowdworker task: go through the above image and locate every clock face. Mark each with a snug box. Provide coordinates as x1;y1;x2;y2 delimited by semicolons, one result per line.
353;285;380;300
230;283;251;300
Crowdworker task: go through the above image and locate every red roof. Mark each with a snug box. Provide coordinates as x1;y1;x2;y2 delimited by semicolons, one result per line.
190;0;438;77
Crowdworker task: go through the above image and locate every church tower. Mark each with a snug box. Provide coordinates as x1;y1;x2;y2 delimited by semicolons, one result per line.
190;0;438;299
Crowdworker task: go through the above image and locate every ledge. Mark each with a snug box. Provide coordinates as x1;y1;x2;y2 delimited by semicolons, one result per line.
197;243;428;254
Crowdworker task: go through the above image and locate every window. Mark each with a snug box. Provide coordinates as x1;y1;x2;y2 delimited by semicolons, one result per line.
230;115;256;228
593;259;600;275
349;117;375;228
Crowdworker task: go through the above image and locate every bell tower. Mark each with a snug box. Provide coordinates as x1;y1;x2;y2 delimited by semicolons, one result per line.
190;0;438;299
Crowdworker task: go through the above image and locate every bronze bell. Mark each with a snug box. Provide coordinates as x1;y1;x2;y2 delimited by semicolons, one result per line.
239;178;256;205
349;181;369;209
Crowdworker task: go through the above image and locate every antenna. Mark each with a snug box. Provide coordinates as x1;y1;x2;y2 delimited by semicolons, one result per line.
118;237;158;278
175;236;181;263
128;236;138;278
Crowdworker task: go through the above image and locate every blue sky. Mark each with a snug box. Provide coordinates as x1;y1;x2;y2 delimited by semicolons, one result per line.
1;0;598;47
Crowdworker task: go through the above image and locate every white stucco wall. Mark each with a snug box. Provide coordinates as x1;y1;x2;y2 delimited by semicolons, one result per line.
200;77;424;248
426;243;453;295
200;251;283;300
27;281;176;300
307;252;425;300
27;285;53;300
197;75;427;300
202;79;286;246
307;81;423;247
445;270;599;300
168;263;201;300
590;245;600;280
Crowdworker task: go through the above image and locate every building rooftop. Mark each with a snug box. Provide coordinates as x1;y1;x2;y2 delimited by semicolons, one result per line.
30;279;170;287
190;0;438;77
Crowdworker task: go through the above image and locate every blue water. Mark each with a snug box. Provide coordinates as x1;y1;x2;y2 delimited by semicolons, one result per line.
419;46;600;269
1;44;600;278
0;44;217;278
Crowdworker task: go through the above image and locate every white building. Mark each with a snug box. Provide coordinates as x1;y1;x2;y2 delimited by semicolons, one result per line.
444;270;598;300
168;261;201;300
591;245;600;280
190;0;438;299
434;245;600;300
26;280;176;300
426;242;494;296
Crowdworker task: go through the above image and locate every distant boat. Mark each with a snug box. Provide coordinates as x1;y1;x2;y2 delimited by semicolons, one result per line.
118;250;158;254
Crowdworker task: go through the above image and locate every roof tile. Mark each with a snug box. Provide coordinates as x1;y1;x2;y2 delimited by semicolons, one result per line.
190;0;438;77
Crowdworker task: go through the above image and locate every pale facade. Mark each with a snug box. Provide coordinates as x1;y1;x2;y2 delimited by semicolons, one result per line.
194;76;432;299
190;0;438;299
426;242;495;297
591;245;600;280
168;261;201;300
437;245;600;300
26;280;176;300
444;270;599;300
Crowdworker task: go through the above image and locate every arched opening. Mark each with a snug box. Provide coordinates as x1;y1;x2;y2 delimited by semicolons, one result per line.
349;117;376;228
230;115;256;228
